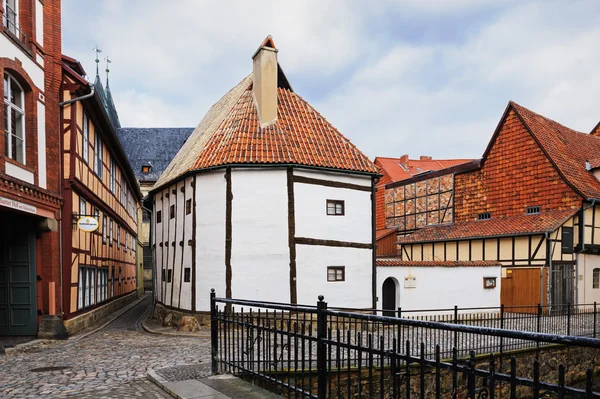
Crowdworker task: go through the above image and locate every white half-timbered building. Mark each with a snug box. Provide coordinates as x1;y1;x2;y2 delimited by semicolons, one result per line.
151;37;378;313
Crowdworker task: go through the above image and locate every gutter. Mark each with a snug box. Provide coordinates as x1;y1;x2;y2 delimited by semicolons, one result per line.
59;84;95;106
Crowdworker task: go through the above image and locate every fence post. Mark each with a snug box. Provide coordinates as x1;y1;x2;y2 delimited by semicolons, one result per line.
536;304;541;357
499;304;504;371
567;303;571;336
594;302;597;339
453;305;458;353
317;295;328;399
210;289;218;374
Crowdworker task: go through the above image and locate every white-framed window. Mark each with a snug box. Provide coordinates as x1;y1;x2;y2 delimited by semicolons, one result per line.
3;0;18;36
121;175;127;206
79;198;86;217
78;266;85;310
82;112;89;163
94;132;103;178
78;266;96;309
110;158;116;194
88;268;96;307
109;219;113;246
4;72;25;164
96;268;108;303
117;226;120;249
102;214;107;244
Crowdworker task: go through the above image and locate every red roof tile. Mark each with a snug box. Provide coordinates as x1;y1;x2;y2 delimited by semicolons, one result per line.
397;209;577;244
375;156;473;184
376;259;500;267
589;158;600;170
376;227;398;240
498;102;600;200
156;74;377;189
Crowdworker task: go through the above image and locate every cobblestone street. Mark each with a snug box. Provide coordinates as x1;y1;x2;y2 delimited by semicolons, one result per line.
0;295;211;398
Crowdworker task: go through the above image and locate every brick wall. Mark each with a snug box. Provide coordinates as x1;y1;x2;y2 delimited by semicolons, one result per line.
374;164;392;230
454;110;581;222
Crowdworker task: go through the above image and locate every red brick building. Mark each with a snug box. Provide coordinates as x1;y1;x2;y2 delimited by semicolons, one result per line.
0;0;63;335
380;101;600;309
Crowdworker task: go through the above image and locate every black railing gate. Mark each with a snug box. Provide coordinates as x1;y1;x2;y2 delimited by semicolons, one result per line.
210;290;600;398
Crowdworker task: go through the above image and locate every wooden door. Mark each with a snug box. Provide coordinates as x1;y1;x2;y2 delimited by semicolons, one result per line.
501;267;547;312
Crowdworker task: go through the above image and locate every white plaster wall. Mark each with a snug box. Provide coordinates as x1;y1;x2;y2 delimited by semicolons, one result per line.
294;169;372;187
0;35;44;88
5;161;34;184
376;266;501;312
296;245;372;308
179;176;194;310
294;170;372;244
37;101;46;188
153;190;163;303
195;172;227;311
230;169;290;304
577;254;600;305
165;184;176;306
170;180;185;308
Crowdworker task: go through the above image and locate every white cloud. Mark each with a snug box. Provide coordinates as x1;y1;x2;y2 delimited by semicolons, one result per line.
62;0;600;161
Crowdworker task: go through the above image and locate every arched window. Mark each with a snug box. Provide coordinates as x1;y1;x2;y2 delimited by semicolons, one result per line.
593;268;600;289
3;72;25;164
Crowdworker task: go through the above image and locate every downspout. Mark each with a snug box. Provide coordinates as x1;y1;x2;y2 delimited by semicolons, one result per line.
58;84;95;316
372;174;381;313
545;231;552;310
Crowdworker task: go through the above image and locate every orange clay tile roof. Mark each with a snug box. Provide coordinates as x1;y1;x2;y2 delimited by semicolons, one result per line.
376;259;501;267
501;102;600;200
375;157;473;184
396;209;578;244
376;227;398;240
588;158;600;170
155;74;377;189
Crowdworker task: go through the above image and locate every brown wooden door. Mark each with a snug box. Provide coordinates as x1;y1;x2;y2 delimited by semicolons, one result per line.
501;267;547;312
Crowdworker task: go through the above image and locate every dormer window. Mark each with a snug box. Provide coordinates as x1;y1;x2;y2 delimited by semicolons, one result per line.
4;72;25;164
526;206;541;215
477;212;491;220
142;165;152;174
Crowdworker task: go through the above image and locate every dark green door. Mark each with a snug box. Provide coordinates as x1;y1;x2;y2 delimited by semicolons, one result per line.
0;217;37;335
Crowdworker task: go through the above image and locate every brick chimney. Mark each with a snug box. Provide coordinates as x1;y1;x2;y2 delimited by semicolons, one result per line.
399;154;409;165
252;35;278;126
420;155;432;160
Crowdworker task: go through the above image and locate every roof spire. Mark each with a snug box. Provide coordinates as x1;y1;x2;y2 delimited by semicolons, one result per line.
93;45;102;81
104;56;112;90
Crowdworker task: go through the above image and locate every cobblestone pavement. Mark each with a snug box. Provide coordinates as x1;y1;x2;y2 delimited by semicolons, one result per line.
0;295;211;398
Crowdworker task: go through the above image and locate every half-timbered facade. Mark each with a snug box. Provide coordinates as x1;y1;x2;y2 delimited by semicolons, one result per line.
0;0;63;336
60;57;142;333
151;37;378;314
386;102;600;309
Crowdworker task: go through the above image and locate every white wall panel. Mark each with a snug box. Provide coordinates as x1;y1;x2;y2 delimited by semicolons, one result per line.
230;169;290;304
0;35;44;88
296;245;372;308
195;172;227;311
37;101;46;188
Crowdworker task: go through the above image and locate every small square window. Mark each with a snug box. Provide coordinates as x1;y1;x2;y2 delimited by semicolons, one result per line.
327;266;345;282
157;210;162;224
184;267;191;283
141;165;152;173
186;199;192;215
170;205;175;219
326;200;345;216
483;277;497;289
526;206;541;215
477;212;491;220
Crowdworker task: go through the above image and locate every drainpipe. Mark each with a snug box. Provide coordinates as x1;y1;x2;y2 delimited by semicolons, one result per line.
545;231;552;310
58;84;95;315
579;199;598;305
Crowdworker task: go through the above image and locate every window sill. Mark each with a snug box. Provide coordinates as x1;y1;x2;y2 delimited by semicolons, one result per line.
1;27;33;58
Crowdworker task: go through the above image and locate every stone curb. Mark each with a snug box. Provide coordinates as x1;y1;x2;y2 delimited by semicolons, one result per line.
4;339;49;354
147;368;178;398
141;317;211;339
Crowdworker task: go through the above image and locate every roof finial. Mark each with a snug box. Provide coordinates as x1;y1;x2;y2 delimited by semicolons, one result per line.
93;45;102;78
105;56;112;89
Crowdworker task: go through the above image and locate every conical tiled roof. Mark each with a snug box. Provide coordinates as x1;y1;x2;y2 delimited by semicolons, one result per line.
154;72;377;190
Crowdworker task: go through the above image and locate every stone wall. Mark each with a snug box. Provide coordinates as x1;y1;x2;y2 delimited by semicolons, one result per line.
63;292;138;335
154;302;210;332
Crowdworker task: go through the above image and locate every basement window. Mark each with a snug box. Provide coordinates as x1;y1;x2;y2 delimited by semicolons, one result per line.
477;212;491;220
526;206;541;215
326;200;345;216
184;268;191;283
327;266;345;282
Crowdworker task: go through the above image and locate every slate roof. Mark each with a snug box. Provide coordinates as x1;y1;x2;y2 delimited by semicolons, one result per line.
375;156;473;184
396;209;578;244
117;128;194;182
376;259;501;267
492;102;600;200
154;43;377;190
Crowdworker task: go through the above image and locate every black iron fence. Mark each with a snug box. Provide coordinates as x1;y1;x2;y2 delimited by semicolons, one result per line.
210;291;600;398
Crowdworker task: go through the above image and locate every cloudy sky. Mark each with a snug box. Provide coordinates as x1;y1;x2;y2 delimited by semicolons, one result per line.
62;0;600;160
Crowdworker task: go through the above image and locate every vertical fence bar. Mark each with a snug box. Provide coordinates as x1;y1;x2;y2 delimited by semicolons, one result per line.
567;303;571;336
586;368;593;396
489;353;495;399
533;359;540;399
558;364;566;399
536;303;541;355
468;351;475;399
210;289;218;374
435;345;441;399
405;340;411;399
420;342;425;399
316;296;327;399
509;357;516;399
499;304;504;370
